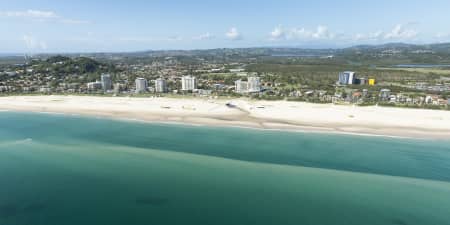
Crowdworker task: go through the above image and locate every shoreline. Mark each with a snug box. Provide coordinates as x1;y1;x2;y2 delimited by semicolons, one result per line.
2;108;415;140
0;95;450;140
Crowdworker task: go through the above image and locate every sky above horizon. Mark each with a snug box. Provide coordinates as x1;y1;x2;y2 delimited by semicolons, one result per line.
1;0;450;53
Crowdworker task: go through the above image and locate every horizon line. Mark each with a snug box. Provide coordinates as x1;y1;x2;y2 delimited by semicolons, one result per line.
2;41;450;56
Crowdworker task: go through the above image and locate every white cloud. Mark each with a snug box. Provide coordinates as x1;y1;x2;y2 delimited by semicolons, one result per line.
0;9;58;18
435;32;450;39
23;35;35;48
22;35;48;51
384;24;418;40
0;9;90;25
193;32;215;40
312;25;334;39
353;31;384;41
350;24;418;43
226;27;242;40
434;32;450;43
269;25;335;41
267;23;423;44
269;26;286;40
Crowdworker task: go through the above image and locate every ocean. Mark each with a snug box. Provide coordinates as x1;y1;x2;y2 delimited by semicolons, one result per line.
0;112;450;225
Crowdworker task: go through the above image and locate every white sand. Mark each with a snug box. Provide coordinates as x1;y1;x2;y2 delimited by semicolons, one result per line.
1;95;449;139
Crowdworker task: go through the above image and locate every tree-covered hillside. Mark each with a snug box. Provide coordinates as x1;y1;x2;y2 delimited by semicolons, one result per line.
31;56;116;76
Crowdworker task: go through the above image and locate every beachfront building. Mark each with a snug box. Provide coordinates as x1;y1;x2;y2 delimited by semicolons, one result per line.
247;76;261;93
101;74;113;91
39;87;51;93
338;71;356;85
155;78;167;93
113;83;122;94
198;89;212;96
235;79;248;94
358;77;367;85
87;81;102;91
0;86;10;92
379;89;391;100
181;75;197;91
135;78;148;93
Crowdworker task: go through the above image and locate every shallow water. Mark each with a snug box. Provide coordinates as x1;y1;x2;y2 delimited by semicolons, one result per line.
1;112;450;225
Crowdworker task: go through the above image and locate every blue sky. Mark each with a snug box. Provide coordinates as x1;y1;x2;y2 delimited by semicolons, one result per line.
1;0;450;53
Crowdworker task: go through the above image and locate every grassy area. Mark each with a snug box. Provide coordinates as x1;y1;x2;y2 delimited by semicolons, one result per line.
377;67;450;75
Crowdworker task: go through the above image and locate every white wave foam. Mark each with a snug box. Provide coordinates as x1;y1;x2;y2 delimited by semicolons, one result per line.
15;138;33;144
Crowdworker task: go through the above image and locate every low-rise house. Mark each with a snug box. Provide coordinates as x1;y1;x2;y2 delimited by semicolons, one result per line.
0;86;9;92
438;99;448;105
379;89;391;100
304;90;314;96
87;81;103;91
431;95;440;105
389;95;397;103
289;90;302;97
352;92;362;102
425;96;433;104
40;87;52;93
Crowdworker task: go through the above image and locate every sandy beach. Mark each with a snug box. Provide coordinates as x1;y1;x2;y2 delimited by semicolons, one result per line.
0;95;449;139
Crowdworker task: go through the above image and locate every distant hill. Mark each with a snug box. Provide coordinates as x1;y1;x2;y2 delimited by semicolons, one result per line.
31;55;115;75
1;42;450;58
343;42;450;54
81;42;450;60
46;55;71;63
3;42;450;66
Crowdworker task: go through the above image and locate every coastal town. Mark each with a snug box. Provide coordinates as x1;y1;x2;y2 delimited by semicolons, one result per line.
1;51;450;110
3;2;450;225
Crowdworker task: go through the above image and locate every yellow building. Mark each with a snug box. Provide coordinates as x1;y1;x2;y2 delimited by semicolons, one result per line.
368;79;376;86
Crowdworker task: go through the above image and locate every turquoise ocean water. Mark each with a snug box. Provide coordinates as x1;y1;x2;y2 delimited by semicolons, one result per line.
0;112;450;225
